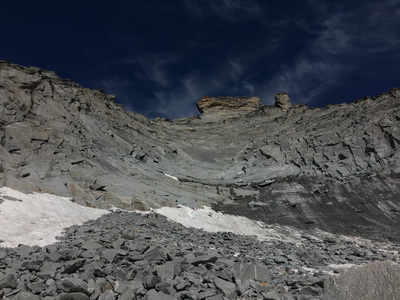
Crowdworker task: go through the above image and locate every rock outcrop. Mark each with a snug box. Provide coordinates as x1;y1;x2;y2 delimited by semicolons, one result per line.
197;96;262;115
274;92;291;109
1;60;400;242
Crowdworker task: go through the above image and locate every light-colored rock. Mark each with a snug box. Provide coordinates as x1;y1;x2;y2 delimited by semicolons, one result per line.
197;96;262;115
274;92;291;109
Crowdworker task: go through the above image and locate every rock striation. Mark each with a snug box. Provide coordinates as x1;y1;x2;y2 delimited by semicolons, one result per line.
1;60;400;242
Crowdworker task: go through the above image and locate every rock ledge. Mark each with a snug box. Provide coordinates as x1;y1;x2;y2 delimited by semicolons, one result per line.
197;96;262;115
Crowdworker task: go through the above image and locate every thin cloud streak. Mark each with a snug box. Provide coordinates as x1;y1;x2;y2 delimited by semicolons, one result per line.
256;0;400;105
184;0;261;21
126;53;180;88
148;75;209;118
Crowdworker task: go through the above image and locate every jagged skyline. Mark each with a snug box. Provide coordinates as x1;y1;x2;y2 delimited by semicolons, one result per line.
2;0;400;118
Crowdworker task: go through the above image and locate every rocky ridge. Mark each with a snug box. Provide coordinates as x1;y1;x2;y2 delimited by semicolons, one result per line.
1;60;400;241
197;97;262;116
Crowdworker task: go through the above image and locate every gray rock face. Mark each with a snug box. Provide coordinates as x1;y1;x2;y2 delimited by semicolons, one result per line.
1;60;400;242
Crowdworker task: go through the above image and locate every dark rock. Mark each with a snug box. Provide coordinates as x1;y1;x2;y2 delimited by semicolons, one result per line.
143;274;161;289
101;249;120;263
143;245;167;263
265;291;281;300
58;292;90;300
0;273;17;289
57;278;88;294
155;261;175;281
98;290;117;300
9;292;41;300
81;241;102;250
191;254;219;266
0;250;8;259
234;263;271;282
63;259;86;274
147;292;176;300
213;278;236;296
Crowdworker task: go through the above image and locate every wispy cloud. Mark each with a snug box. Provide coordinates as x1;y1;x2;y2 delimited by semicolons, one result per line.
99;77;131;98
354;1;400;53
259;58;347;105
256;0;400;104
104;0;400;118
257;12;352;103
227;56;242;82
127;53;180;88
184;0;261;21
146;73;213;118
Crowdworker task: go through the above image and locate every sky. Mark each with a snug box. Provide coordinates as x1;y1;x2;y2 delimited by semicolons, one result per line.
1;0;400;119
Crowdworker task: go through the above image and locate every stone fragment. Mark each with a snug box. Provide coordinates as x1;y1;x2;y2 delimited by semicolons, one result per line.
101;249;120;263
58;292;90;300
0;250;8;259
81;241;102;250
147;293;175;300
265;291;281;300
213;277;236;296
191;254;218;266
234;263;271;282
63;259;86;273
198;289;217;299
9;292;41;300
143;245;167;262
0;273;17;289
57;277;88;294
98;290;117;300
155;261;175;280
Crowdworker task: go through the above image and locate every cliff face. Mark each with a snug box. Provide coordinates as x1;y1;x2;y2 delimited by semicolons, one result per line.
1;60;400;241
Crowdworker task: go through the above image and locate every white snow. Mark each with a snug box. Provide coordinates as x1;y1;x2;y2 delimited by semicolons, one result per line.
164;173;179;182
0;187;109;248
155;205;302;244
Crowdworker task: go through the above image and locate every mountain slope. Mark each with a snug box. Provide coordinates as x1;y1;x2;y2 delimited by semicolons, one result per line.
1;60;400;241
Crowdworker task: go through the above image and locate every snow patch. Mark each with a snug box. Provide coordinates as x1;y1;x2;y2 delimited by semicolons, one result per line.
155;205;302;244
0;187;109;248
164;173;179;182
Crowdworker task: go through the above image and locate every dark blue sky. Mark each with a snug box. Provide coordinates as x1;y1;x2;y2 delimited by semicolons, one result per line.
2;0;400;118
